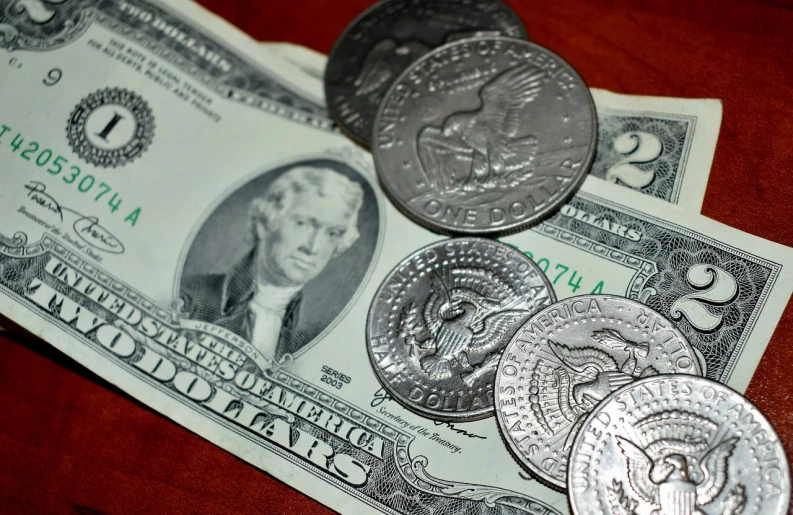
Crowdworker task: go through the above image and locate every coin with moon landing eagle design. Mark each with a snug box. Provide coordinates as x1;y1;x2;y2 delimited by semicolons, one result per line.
372;36;597;235
366;237;555;421
568;375;790;515
494;295;702;490
325;0;527;146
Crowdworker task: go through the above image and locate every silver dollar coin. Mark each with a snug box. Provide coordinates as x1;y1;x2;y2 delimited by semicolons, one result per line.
569;375;790;515
373;36;596;236
366;237;555;421
495;294;702;490
325;0;527;146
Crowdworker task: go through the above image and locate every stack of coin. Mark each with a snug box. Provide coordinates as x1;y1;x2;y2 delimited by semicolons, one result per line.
327;0;596;236
326;1;790;512
495;295;703;489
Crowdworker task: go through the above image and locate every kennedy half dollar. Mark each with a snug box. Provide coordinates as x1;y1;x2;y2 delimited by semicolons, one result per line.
373;36;596;235
495;295;702;489
366;237;554;421
568;375;790;515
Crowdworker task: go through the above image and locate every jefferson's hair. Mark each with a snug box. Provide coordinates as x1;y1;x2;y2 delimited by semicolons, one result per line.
249;166;364;254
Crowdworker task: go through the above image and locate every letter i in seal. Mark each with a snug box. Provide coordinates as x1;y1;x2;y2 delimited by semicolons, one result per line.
67;87;155;168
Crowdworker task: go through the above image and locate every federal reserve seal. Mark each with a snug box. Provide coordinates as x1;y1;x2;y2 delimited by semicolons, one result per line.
67;88;155;168
494;295;702;490
366;237;555;421
568;376;790;515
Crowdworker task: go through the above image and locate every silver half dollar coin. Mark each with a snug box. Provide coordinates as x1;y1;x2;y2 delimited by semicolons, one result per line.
373;35;596;235
325;0;527;146
568;375;790;515
495;294;702;490
366;237;555;421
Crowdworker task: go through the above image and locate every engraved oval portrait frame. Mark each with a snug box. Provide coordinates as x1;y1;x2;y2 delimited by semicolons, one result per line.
173;152;384;369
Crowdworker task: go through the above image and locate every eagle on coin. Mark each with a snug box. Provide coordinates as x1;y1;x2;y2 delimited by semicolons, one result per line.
353;19;490;97
417;63;546;193
354;37;429;97
548;330;659;449
550;329;658;408
398;273;528;381
616;431;739;515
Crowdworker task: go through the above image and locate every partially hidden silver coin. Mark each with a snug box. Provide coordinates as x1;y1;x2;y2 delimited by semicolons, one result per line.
495;294;702;490
366;237;555;421
568;375;790;515
325;0;527;146
372;35;596;236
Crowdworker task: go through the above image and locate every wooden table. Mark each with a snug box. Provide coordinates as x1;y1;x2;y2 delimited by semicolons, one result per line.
2;1;792;513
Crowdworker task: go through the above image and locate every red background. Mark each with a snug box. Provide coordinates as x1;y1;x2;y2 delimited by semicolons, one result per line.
2;1;793;513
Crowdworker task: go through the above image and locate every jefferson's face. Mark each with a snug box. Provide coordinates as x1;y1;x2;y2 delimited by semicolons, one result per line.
258;189;355;287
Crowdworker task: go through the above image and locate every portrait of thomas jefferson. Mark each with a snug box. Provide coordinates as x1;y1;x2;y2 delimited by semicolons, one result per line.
179;161;379;365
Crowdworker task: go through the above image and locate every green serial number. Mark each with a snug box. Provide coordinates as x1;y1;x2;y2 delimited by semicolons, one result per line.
523;249;605;295
499;240;606;295
0;125;141;226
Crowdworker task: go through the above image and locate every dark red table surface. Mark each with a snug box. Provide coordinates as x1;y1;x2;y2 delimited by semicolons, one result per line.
3;1;793;513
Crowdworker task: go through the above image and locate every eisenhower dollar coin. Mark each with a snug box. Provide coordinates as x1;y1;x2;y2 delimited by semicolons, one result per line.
495;294;702;490
568;375;790;515
372;35;596;236
325;0;527;146
366;237;554;421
